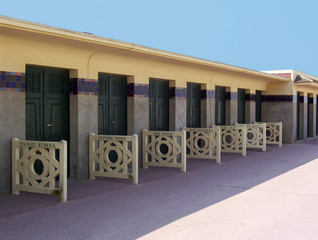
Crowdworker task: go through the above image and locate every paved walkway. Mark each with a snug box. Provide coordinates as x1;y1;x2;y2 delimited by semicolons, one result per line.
1;139;318;240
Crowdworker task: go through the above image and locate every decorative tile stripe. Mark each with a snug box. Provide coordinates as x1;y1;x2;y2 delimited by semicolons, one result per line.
69;78;98;95
127;83;149;98
169;87;187;99
245;94;256;101
225;92;237;100
0;71;25;92
200;90;215;99
265;95;294;102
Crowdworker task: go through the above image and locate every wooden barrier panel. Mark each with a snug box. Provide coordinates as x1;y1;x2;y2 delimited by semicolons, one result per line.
235;123;266;152
143;130;186;172
214;125;247;156
12;138;67;202
89;133;138;184
257;122;283;147
183;127;221;164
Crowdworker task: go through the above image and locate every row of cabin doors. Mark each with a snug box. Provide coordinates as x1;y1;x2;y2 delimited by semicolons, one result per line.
296;93;317;140
25;69;129;142
149;80;202;130
26;69;264;141
26;67;266;168
215;87;263;125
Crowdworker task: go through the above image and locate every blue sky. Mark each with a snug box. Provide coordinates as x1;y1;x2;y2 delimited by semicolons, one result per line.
2;0;317;76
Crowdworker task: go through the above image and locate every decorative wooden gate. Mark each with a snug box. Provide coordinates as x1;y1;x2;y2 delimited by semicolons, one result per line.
12;138;67;202
216;125;247;156
235;123;266;151
89;133;138;184
143;130;186;172
183;127;221;164
258;122;283;147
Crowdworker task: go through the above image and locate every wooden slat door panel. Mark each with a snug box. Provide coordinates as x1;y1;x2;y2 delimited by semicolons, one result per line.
187;83;201;128
26;67;43;141
238;88;246;124
149;79;169;131
297;92;300;140
255;90;262;122
44;69;69;142
98;73;127;135
215;86;226;125
26;66;69;142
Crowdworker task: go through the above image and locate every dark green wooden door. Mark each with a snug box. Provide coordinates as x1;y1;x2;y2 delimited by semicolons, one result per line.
215;86;226;125
26;66;69;142
255;90;262;122
149;79;169;131
98;73;127;135
316;96;318;136
187;83;201;128
296;92;300;140
238;89;246;124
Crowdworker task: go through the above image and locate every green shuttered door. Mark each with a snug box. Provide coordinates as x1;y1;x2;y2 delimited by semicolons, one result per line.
296;92;300;140
215;86;226;125
26;66;69;142
149;79;169;131
255;90;262;122
98;73;127;135
238;89;246;124
187;83;201;128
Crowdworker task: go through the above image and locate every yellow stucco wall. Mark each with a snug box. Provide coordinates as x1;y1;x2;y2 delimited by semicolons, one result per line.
294;85;318;97
0;25;287;93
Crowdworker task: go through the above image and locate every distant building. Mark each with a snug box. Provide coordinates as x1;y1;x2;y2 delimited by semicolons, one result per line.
263;70;318;142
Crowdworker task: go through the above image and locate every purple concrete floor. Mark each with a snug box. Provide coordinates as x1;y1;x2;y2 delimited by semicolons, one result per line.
1;139;318;240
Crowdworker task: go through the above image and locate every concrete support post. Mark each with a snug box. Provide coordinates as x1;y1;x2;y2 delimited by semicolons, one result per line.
70;94;98;179
245;90;256;124
127;79;149;168
314;96;317;137
300;95;308;140
307;95;315;138
0;91;25;194
226;87;237;125
201;87;215;128
265;95;296;144
169;86;186;131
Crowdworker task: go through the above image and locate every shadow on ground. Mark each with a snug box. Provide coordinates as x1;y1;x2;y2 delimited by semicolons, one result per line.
1;139;317;240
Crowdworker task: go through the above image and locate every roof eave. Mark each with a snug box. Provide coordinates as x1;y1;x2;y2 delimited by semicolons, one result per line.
0;15;289;82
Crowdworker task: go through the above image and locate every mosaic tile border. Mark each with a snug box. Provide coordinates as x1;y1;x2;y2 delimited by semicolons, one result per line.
245;94;256;101
127;83;149;98
201;90;215;99
265;95;294;102
0;71;25;92
169;87;187;99
225;92;238;100
69;78;98;95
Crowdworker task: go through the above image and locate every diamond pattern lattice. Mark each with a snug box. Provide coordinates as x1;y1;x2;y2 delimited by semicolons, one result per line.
216;125;247;156
12;139;67;202
89;134;138;184
183;127;221;163
143;130;186;172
